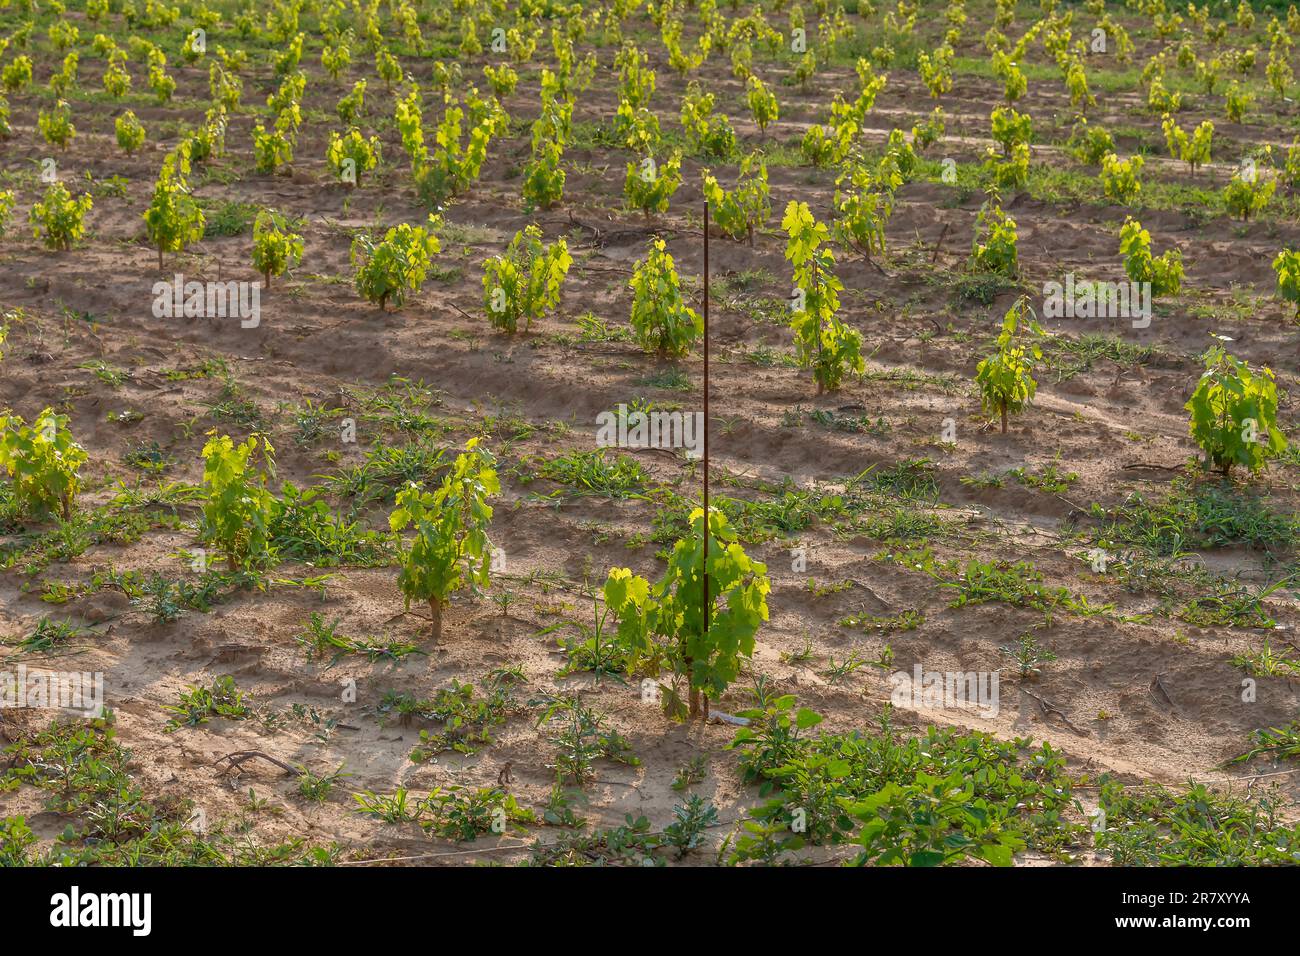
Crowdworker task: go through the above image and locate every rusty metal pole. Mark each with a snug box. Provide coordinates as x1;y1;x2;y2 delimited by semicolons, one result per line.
701;200;710;721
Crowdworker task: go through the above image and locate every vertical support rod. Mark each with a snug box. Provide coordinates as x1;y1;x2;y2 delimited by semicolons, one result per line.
701;201;710;720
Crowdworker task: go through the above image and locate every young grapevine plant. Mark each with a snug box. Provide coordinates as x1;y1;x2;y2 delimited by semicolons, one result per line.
390;439;499;642
143;141;203;268
1186;346;1286;476
701;152;770;246
115;109;145;153
833;152;902;260
0;407;87;520
628;238;701;357
30;181;93;252
522;139;566;210
969;198;1018;278
605;508;770;720
975;297;1044;433
351;217;441;311
1100;152;1144;203
1223;161;1276;221
251;210;304;289
1161;114;1213;173
625;153;682;217
1119;218;1183;296
746;75;778;133
482;225;571;333
1272;248;1300;319
404;94;498;206
326;128;380;186
199;431;278;571
1070;120;1114;166
38;99;75;149
783;200;863;393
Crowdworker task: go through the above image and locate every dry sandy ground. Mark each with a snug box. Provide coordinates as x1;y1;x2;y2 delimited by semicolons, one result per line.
1;5;1299;864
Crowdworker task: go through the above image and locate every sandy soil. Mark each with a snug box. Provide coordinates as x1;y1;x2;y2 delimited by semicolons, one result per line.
1;2;1299;865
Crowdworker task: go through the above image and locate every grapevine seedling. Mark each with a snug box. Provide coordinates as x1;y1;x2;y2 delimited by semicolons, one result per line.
1119;218;1183;297
701;152;770;246
143;141;203;268
832;151;901;261
969;197;1018;278
351;217;441;311
745;75;778;134
1185;346;1286;476
1272;248;1300;319
484;63;518;97
337;79;366;126
783;200;863;393
482;224;572;333
251;210;304;289
522;139;566;210
38;99;75;149
1100;152;1143;203
199;431;277;571
989;106;1031;157
326;128;381;186
30;181;93;252
390;439;499;642
115;110;145;153
918;44;954;97
624;153;682;217
975;296;1043;433
1;55;32;93
1161;114;1213;174
1070;120;1114;166
628;238;701;357
1223;161;1276;221
0;408;87;520
605;508;770;719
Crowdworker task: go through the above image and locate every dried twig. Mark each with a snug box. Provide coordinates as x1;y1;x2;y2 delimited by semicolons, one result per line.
864;257;891;277
562;211;603;245
930;221;950;264
445;301;477;322
1022;689;1087;736
1122;462;1184;472
213;750;299;776
1150;673;1179;713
